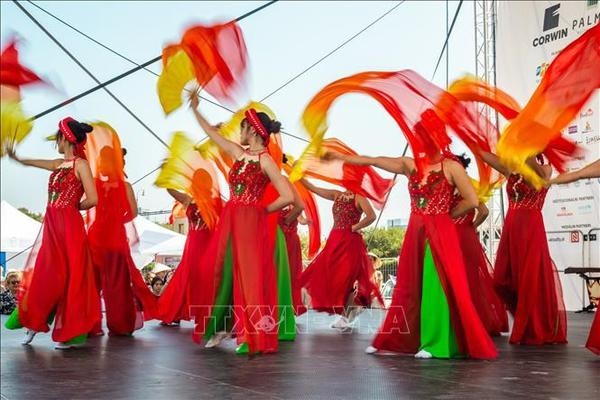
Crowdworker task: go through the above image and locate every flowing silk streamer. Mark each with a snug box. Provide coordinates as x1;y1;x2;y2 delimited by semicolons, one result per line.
495;24;599;188
155;131;222;230
157;22;248;115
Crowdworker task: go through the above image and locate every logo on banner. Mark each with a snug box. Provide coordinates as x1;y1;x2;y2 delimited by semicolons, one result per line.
543;4;561;31
567;125;578;134
570;231;580;243
557;206;574;217
535;62;550;81
532;3;599;47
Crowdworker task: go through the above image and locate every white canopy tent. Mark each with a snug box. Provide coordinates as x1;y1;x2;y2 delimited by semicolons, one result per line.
0;202;185;271
0;200;42;273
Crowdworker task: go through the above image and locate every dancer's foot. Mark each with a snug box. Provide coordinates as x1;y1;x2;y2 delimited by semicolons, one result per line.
414;350;433;359
88;329;105;337
54;342;84;350
235;342;249;355
204;331;229;348
330;316;349;330
21;330;37;345
365;345;378;354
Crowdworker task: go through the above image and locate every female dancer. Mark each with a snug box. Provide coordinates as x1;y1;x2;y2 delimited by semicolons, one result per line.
156;188;214;325
550;158;600;355
452;154;508;336
279;156;308;316
481;152;567;345
189;94;293;355
86;135;157;336
299;180;382;330
326;150;497;359
5;117;100;349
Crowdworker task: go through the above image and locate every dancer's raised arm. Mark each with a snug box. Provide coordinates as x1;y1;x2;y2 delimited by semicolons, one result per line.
189;92;243;159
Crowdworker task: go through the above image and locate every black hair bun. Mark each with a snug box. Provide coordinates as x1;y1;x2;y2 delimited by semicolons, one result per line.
456;153;471;169
282;154;288;164
67;120;93;143
268;120;281;134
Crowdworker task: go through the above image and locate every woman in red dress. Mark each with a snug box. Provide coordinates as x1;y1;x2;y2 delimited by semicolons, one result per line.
550;159;600;354
481;152;567;345
278;184;308;317
299;180;382;330
188;94;294;355
4;117;100;349
327;150;497;360
156;189;214;325
452;154;508;336
86;131;157;336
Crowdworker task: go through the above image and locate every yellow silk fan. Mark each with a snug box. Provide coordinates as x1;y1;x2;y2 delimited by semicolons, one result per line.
157;50;196;116
0;101;33;157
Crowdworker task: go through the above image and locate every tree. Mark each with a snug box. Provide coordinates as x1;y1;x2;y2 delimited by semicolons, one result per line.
18;207;43;222
299;227;405;260
362;227;406;258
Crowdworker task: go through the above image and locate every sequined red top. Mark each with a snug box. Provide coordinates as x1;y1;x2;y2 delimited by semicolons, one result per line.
507;174;547;210
279;207;298;234
451;192;475;225
228;155;269;206
187;203;207;231
47;162;84;209
408;170;454;216
332;194;362;231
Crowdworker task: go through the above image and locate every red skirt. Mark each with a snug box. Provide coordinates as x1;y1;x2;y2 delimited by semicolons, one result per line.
284;230;307;316
455;222;508;336
192;203;279;354
90;249;157;335
17;207;101;342
157;228;212;323
300;229;382;315
494;208;567;345
372;213;497;360
586;310;600;355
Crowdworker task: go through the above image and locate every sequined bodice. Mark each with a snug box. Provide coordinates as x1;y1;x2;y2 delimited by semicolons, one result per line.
47;166;84;209
332;194;361;230
507;174;547;210
228;156;269;206
279;207;298;234
187;203;207;231
409;170;454;216
451;192;475;225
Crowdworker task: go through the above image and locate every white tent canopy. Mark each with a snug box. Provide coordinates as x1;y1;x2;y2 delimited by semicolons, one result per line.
141;234;187;256
1;200;42;272
0;203;185;270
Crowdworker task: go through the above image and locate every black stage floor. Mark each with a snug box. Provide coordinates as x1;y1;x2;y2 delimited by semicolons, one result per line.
1;311;599;400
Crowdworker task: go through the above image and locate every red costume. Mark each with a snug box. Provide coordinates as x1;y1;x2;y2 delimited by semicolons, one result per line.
452;193;508;336
494;174;567;345
9;160;101;342
300;194;382;314
278;207;307;316
372;168;497;359
157;204;213;323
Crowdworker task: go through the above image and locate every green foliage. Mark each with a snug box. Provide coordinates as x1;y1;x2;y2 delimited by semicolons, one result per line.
298;227;405;260
363;227;406;258
18;207;43;222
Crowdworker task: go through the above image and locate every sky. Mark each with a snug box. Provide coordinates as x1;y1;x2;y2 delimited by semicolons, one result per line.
1;0;477;234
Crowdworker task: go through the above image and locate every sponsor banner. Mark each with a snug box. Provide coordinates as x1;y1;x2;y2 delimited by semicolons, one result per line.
497;1;600;310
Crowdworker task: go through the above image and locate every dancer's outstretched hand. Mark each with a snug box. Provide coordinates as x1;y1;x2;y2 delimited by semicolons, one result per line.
188;88;200;109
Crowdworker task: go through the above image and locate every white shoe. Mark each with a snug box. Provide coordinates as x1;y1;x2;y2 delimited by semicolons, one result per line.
21;330;37;345
204;331;229;348
365;345;378;354
54;342;84;350
414;350;433;359
330;316;349;330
